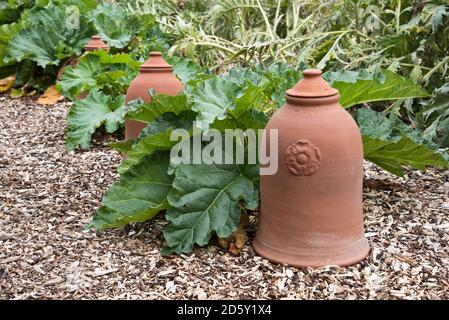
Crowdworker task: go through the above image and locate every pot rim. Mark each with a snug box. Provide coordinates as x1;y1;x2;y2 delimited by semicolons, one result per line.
139;67;174;72
285;93;340;106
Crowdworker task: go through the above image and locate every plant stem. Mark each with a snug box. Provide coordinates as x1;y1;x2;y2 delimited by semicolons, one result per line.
256;0;275;40
423;56;449;82
354;1;360;43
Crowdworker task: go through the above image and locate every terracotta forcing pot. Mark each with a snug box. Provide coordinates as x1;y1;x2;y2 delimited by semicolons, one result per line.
84;35;109;52
125;52;184;140
74;36;110;99
253;69;369;267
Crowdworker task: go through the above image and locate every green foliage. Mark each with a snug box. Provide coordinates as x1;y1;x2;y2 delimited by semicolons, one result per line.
6;3;93;68
126;93;189;124
323;69;379;84
419;83;449;147
57;54;97;99
88;151;173;230
0;0;35;25
118;111;196;175
87;2;142;49
57;51;139;100
190;77;240;129
66;90;127;150
0;0;164;93
168;55;210;84
333;70;429;108
0;22;22;68
356;108;448;176
255;62;304;107
163;159;259;255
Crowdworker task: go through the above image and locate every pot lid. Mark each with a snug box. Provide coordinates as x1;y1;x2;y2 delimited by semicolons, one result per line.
286;69;338;98
84;35;109;51
139;52;173;71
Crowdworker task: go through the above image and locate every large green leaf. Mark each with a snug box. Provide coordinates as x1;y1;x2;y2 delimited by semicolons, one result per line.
162;161;259;255
7;26;63;67
362;135;448;176
57;54;99;100
125;93;189;124
87;151;173;230
6;3;93;67
91;50;141;68
255;62;304;107
66;91;126;150
211;84;269;132
356;108;449;176
190;77;240;129
88;2;140;49
323;69;382;84
222;67;265;87
118;111;196;174
0;22;22;67
168;55;208;84
57;51;139;100
333;70;429;108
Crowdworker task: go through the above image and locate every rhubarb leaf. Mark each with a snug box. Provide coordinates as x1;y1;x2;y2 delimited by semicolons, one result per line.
88;2;139;49
125;93;189;124
88;151;173;230
66;90;126;150
356;108;449;176
6;3;93;67
58;51;139;100
190;77;240;129
162;159;259;255
118;111;196;174
333;70;429;108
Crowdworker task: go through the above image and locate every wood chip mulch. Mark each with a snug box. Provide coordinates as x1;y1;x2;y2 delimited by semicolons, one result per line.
0;96;448;300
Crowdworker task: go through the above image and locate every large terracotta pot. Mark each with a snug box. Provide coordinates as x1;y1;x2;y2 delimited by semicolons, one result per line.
84;35;109;52
125;52;183;140
253;69;369;267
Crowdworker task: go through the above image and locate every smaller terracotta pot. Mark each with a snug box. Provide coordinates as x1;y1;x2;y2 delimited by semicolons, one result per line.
84;35;109;52
125;52;184;140
73;36;109;99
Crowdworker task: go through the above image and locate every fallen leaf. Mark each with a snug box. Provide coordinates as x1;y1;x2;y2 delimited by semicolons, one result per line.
10;88;23;99
0;76;15;93
218;227;247;255
37;85;64;105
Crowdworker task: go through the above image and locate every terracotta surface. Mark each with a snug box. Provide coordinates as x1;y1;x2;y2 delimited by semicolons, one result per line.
84;35;109;52
125;52;183;140
253;69;369;267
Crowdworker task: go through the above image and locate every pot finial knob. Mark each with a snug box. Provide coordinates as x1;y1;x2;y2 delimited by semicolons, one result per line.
84;35;109;52
286;69;338;98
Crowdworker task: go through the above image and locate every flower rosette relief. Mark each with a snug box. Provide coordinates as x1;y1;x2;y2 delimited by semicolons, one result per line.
285;139;321;176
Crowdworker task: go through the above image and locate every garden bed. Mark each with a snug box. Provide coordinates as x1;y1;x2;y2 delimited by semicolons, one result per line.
0;96;448;299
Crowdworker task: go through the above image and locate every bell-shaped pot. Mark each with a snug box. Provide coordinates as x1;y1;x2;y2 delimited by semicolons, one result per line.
68;36;110;100
253;69;369;267
84;35;109;52
125;52;183;140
